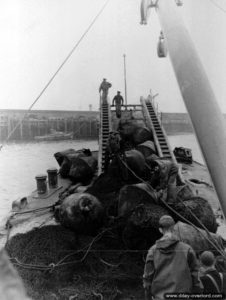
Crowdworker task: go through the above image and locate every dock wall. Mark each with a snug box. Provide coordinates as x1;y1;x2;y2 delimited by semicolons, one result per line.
0;109;99;141
0;109;225;141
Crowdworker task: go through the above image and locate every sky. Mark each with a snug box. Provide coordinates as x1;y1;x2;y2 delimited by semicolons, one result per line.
0;0;226;113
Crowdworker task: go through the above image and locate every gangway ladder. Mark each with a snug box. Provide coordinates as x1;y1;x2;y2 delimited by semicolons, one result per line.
98;98;111;175
141;97;175;161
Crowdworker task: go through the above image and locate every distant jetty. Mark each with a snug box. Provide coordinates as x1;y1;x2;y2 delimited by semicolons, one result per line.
0;109;99;141
0;109;203;141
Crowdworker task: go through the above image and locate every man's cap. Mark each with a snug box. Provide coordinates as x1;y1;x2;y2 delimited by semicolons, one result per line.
200;251;215;267
159;215;175;228
117;91;120;93
103;78;106;80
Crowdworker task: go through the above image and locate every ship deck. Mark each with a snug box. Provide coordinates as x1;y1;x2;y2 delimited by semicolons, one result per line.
0;176;72;249
0;156;222;251
0;98;223;248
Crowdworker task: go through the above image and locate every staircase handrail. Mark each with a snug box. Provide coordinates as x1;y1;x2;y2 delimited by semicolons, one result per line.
140;96;163;157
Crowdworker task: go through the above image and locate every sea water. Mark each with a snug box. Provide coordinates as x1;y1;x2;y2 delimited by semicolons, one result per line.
0;134;202;222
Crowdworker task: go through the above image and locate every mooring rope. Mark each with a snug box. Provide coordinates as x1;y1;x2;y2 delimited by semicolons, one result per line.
0;0;111;150
5;203;56;246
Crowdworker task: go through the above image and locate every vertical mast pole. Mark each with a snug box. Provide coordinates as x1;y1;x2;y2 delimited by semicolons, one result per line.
123;54;128;106
155;0;226;217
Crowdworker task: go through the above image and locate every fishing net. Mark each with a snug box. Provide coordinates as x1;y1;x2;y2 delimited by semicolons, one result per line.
6;224;145;300
171;196;218;233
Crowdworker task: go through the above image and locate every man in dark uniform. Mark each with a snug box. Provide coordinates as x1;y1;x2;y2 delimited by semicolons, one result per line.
147;154;179;205
112;91;124;118
99;78;112;104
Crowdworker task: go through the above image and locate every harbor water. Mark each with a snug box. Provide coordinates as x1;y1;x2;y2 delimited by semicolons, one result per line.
0;134;203;222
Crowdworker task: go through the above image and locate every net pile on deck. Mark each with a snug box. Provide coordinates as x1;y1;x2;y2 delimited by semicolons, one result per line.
6;119;226;299
6;224;145;300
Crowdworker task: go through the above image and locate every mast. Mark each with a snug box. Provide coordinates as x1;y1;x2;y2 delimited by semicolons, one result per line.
140;0;226;218
123;54;128;106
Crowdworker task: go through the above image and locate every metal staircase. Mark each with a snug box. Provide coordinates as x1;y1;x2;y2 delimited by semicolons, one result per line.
98;96;177;174
141;97;175;160
98;99;111;175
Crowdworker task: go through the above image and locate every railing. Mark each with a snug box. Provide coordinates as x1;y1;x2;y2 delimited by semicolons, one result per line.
141;96;163;157
97;96;111;175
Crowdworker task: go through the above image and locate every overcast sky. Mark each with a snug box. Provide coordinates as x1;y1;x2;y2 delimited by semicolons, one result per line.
0;0;226;113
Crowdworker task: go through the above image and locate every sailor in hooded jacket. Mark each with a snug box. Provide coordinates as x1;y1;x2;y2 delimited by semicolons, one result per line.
143;215;203;300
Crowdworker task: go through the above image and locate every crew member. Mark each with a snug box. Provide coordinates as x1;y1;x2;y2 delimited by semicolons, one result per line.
99;78;112;104
143;215;202;300
104;131;122;171
147;155;179;204
199;251;226;295
112;91;124;118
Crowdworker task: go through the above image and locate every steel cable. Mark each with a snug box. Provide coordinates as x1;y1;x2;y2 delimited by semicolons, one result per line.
118;155;226;258
0;0;111;150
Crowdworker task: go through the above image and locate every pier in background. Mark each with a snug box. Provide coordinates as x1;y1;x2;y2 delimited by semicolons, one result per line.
0;109;216;141
0;109;99;141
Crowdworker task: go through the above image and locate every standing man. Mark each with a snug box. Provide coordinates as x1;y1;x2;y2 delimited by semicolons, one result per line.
112;91;124;118
143;215;202;300
99;78;112;104
199;251;226;295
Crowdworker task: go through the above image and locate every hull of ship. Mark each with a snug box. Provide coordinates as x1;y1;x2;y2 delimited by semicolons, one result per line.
0;159;222;300
0;108;223;300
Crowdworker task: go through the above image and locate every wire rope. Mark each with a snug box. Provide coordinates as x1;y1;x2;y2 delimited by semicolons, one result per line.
0;0;111;150
118;155;226;257
209;0;226;14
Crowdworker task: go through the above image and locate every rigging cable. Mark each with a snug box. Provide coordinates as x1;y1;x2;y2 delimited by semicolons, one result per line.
118;156;226;258
209;0;226;14
0;0;111;150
